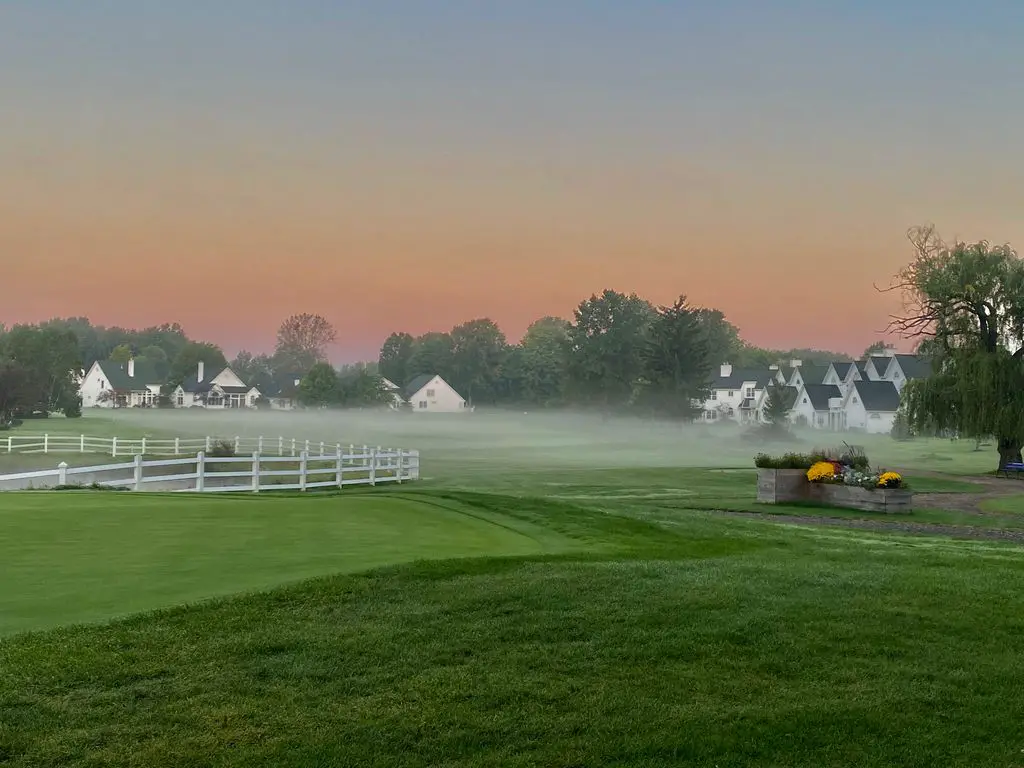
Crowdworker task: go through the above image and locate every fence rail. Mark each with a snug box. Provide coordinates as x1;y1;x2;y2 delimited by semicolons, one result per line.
0;447;420;493
1;433;397;461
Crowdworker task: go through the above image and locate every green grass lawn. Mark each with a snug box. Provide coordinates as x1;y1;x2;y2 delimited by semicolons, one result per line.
4;411;1024;765
0;491;585;636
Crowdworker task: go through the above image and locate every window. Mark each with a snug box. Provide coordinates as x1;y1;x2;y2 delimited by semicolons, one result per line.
418;401;427;409
727;391;733;398
853;397;858;403
745;387;754;398
711;391;717;400
425;388;436;397
869;413;880;419
176;392;184;406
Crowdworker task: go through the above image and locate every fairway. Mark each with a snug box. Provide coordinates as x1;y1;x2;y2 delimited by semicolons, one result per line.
0;492;574;635
4;411;1024;765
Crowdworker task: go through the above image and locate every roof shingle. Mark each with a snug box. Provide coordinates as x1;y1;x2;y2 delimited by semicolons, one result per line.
852;380;901;411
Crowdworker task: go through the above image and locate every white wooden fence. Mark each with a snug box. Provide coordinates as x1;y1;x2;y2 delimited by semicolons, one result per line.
0;447;420;493
1;433;395;460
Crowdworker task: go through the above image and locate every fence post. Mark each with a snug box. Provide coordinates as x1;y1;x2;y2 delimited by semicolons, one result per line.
111;436;117;457
44;434;49;454
80;434;85;453
58;461;68;486
252;452;261;493
174;437;180;455
377;446;383;470
319;441;324;457
305;439;311;455
396;450;403;483
336;447;343;489
234;436;240;454
195;451;206;492
141;437;147;455
362;444;368;467
291;438;296;457
258;436;264;453
299;451;308;491
133;454;144;491
6;435;11;453
369;448;377;486
205;436;211;452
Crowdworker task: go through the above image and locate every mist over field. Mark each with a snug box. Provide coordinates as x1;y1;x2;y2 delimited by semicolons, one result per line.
97;407;867;475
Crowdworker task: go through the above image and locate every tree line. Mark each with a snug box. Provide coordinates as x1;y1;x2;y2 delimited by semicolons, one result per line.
377;290;858;417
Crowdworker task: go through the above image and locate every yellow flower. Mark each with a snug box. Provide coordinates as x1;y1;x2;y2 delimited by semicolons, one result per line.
878;471;902;487
807;462;836;482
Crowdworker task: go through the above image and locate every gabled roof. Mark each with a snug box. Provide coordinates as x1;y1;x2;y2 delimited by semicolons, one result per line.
712;368;776;390
801;383;842;411
95;360;163;391
792;364;827;386
869;356;894;377
854;360;869;378
891;354;932;380
830;362;852;380
852;380;901;412
403;373;436;400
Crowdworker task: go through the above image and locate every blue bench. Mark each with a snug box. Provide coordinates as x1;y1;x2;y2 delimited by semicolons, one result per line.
1003;462;1024;478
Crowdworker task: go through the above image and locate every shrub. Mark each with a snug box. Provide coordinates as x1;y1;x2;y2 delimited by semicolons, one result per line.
753;452;815;469
208;440;236;458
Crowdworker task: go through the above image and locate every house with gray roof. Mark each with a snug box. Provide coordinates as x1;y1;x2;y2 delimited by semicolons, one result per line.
401;374;467;413
171;361;261;409
701;364;779;424
790;383;844;430
886;354;933;392
842;379;901;434
79;358;164;408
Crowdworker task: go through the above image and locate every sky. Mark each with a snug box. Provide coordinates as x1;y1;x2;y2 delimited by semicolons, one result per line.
4;1;1024;362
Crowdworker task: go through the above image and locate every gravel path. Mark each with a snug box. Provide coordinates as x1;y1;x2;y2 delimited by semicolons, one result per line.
725;468;1024;544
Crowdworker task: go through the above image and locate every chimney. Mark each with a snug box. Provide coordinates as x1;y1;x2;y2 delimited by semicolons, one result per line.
790;359;802;368
720;363;732;377
197;360;205;383
769;364;779;370
127;358;135;378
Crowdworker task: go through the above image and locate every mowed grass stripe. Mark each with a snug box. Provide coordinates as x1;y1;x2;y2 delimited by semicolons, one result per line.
0;492;580;636
5;539;1024;767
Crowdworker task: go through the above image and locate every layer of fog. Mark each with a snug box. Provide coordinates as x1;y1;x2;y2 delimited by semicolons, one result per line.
102;408;846;474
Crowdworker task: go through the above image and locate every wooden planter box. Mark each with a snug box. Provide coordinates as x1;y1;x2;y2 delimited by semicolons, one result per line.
756;469;811;503
809;483;913;513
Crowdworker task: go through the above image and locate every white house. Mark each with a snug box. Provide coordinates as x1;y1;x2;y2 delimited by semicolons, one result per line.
865;355;893;381
402;374;467;413
790;383;844;430
171;361;261;409
823;362;854;394
702;364;778;424
79;359;163;408
842;379;901;434
381;377;405;409
884;354;932;393
786;362;828;392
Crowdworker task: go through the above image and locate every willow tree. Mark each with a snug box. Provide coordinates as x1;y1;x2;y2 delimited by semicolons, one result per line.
885;225;1024;470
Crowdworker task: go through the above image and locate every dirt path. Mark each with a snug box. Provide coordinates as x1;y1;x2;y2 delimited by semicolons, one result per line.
721;469;1024;544
896;468;1024;516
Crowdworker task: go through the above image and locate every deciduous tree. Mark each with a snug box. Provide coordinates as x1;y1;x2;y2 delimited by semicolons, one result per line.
406;332;454;382
378;332;415;387
450;318;506;405
885;224;1024;470
274;314;336;374
566;290;656;410
297;362;340;407
168;342;227;386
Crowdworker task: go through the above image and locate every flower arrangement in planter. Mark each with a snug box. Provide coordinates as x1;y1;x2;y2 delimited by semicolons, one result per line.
755;444;912;512
805;461;906;490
